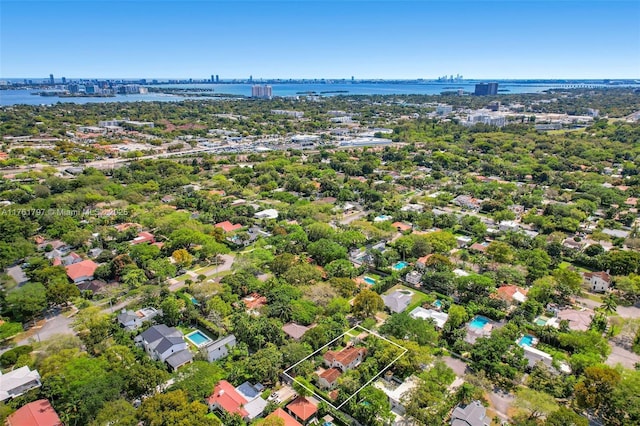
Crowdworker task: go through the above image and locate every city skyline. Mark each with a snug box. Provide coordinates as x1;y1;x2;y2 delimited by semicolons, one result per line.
1;1;639;79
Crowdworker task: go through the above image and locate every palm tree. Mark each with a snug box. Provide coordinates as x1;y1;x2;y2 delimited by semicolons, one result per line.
602;293;618;314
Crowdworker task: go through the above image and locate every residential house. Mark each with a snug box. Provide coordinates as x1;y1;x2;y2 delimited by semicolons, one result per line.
317;367;341;390
453;195;481;211
254;209;279;219
374;376;420;415
116;307;159;331
498;220;520;233
556;308;592;332
450;400;490;426
405;270;423;285
235;382;268;420
65;259;98;283
161;195;175;203
0;367;42;402
282;323;310;341
53;252;82;267
456;235;473;248
6;399;62;426
323;346;367;372
382;290;413;313
37;240;69;253
206;334;237;362
242;293;267;314
88;247;103;258
522;345;553;369
562;238;586;251
495;285;528;305
215;221;243;233
584;271;611;293
130;231;155;245
469;243;488;254
265;408;303;426
208;380;249;419
415;254;433;270
391;222;412;232
135;324;193;371
409;307;449;329
401;203;424;213
208;380;267;421
286;397;318;425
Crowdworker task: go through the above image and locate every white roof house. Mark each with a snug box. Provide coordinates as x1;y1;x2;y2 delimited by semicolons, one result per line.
409;307;449;329
374;376;420;415
0;367;42;402
522;345;553;369
254;209;279;219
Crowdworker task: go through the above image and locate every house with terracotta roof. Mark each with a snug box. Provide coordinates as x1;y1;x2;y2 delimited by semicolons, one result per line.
415;254;433;270
584;271;611;293
130;231;155;245
317;367;341;389
265;407;302;426
242;293;267;313
208;380;249;419
391;222;412;232
495;285;528;305
65;259;98;283
323;346;366;372
6;399;62;426
286;396;318;425
215;221;243;233
208;380;267;421
469;243;488;254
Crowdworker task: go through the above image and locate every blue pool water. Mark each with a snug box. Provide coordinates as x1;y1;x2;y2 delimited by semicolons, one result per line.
519;335;534;346
393;261;409;271
469;316;490;329
364;276;376;285
186;330;213;347
434;300;443;308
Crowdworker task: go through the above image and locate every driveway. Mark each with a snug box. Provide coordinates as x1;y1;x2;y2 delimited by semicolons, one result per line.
339;210;369;225
607;343;640;369
577;296;640;319
15;312;76;346
442;355;468;377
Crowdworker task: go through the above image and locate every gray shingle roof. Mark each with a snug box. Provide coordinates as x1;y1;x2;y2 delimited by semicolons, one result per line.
165;350;193;369
451;400;489;426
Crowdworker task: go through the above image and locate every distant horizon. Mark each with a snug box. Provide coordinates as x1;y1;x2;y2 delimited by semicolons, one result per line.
3;76;638;82
2;1;639;79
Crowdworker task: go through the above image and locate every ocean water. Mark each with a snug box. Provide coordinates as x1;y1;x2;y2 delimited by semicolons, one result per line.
0;81;624;106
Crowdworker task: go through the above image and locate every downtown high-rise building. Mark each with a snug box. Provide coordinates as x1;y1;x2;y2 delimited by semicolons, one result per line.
49;74;54;85
251;84;272;99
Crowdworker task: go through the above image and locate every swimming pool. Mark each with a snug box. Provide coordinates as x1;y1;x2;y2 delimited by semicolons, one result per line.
534;316;550;327
469;316;490;330
519;334;534;346
433;299;443;308
363;276;376;285
185;330;213;347
392;261;409;271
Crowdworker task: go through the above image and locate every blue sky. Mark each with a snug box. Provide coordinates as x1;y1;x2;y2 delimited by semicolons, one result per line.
1;1;639;79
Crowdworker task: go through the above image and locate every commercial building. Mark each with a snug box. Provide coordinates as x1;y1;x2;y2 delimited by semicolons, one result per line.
474;82;498;96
